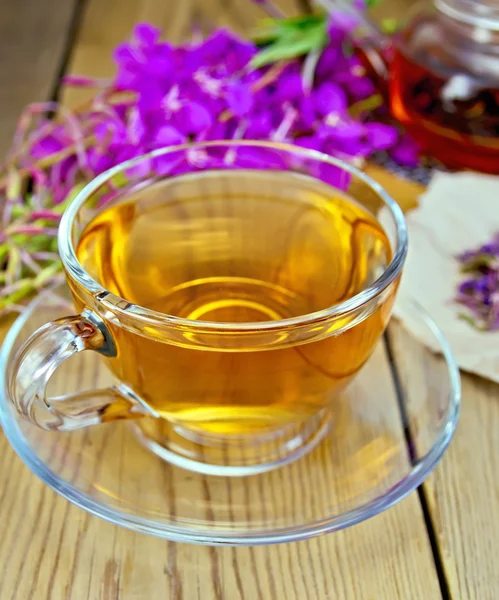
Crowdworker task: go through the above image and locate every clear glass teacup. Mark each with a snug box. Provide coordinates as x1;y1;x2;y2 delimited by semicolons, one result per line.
7;141;407;476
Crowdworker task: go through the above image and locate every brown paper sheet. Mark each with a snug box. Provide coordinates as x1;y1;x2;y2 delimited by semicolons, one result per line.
393;172;499;383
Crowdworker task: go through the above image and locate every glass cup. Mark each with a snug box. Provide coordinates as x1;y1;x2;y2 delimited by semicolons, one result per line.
7;141;407;476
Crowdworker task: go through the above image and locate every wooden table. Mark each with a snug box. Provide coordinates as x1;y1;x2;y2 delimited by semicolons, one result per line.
0;1;498;598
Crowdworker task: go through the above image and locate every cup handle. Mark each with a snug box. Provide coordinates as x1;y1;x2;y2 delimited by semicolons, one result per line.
7;310;149;431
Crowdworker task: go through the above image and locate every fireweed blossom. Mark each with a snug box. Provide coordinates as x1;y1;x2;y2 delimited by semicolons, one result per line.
1;13;417;314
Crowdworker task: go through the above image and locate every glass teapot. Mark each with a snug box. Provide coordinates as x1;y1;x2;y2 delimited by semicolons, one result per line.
352;0;499;172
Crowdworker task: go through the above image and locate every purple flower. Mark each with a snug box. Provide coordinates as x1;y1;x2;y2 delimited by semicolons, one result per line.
192;29;255;73
364;123;399;151
87;147;114;174
51;159;78;203
456;233;499;330
223;147;288;170
296;96;316;130
126;156;153;178
274;73;304;103
315;44;342;80
113;23;174;91
174;102;213;135
389;134;420;167
317;162;351;190
353;0;366;9
31;134;65;159
133;23;161;47
197;30;233;62
323;121;365;141
349;76;376;100
294;135;325;152
225;39;256;71
313;82;348;117
152;155;185;176
152;125;186;147
327;10;360;43
226;82;254;117
196;120;230;142
245;111;273;138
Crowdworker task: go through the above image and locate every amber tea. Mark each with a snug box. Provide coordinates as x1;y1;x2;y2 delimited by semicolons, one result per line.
74;170;394;436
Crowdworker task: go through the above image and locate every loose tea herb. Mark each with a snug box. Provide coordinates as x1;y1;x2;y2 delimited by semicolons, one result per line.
456;234;499;331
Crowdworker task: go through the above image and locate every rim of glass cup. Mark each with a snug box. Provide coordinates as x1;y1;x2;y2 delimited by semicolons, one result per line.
59;140;408;333
0;290;461;545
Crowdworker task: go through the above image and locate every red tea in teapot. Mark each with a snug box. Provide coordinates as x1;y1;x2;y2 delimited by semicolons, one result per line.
388;4;499;173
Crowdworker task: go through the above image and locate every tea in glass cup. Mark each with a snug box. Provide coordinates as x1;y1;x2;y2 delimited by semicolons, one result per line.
8;142;407;475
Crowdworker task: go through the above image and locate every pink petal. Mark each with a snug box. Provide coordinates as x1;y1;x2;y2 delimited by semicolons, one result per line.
365;123;399;151
317;163;351;190
30;135;64;159
313;83;348;117
389;135;421;167
327;122;365;141
294;136;324;152
113;43;136;69
226;83;254;117
175;103;213;134
134;23;161;47
126;156;153;178
153;125;186;146
274;73;304;102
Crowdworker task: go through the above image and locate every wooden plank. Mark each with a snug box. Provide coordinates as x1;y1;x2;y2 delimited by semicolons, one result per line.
0;0;80;156
365;165;422;213
391;324;499;599
0;1;79;586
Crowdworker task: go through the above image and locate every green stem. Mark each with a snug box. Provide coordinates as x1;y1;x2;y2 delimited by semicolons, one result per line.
349;94;384;117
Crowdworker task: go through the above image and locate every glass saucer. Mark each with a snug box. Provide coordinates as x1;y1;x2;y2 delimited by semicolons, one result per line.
0;285;460;545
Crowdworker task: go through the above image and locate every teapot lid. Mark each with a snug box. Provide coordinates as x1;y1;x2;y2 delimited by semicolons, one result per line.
436;0;499;30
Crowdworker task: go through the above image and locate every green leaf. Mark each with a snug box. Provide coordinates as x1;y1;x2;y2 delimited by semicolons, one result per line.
251;13;326;45
5;246;21;284
11;204;27;219
251;19;283;44
13;234;53;252
276;13;326;30
349;93;384;117
366;0;383;7
251;23;327;69
33;261;63;287
458;313;487;332
109;170;129;189
0;244;9;265
0;280;35;309
6;171;21;201
252;28;282;45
